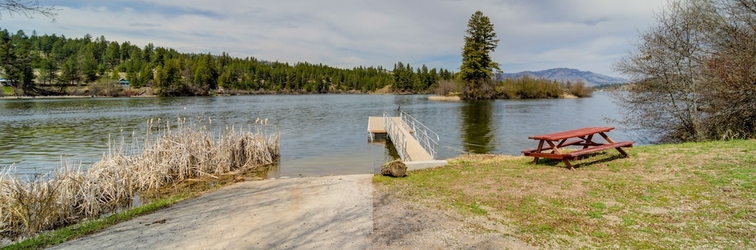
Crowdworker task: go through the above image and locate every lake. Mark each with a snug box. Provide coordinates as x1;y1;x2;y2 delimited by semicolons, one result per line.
0;92;640;177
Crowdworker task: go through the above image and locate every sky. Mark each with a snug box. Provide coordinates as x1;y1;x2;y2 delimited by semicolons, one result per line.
1;0;666;78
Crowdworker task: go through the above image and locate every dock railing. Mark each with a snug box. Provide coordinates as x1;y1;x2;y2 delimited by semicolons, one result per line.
400;111;440;160
384;112;409;161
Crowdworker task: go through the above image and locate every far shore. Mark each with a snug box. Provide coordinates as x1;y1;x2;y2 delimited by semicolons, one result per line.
0;95;95;99
0;95;158;99
0;91;591;100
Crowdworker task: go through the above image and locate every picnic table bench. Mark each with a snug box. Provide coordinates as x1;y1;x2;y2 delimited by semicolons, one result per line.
522;127;634;169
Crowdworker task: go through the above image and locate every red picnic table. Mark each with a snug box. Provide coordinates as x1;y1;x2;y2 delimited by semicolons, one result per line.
522;127;634;169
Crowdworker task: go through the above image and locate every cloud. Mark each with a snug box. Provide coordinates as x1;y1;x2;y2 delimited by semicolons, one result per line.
583;17;611;27
4;0;664;77
128;23;161;28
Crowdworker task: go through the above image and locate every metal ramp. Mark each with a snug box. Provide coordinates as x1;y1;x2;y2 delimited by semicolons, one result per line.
368;111;447;170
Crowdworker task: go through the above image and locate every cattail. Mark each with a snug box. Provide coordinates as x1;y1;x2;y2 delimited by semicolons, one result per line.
0;117;280;237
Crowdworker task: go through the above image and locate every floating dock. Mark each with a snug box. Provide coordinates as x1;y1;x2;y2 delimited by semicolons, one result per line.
368;112;447;170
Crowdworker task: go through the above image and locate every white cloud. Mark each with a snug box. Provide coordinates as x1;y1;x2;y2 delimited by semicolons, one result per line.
3;0;664;77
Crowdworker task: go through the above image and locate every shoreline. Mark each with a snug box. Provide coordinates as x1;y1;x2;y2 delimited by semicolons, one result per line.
0;94;159;99
0;95;96;99
1;92;593;100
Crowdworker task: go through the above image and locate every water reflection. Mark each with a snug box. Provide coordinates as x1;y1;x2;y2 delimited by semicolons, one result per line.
383;138;401;160
393;95;415;116
460;100;495;154
3;100;38;111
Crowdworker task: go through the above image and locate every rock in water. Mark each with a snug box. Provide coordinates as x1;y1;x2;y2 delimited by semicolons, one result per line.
381;160;407;177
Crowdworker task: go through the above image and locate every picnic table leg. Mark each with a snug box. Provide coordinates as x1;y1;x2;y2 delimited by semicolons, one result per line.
533;140;545;164
599;132;629;157
556;139;569;147
615;147;629;157
583;134;594;149
598;132;615;143
562;159;574;170
546;140;562;155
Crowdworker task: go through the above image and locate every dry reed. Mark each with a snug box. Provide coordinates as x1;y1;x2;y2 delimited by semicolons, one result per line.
0;117;280;238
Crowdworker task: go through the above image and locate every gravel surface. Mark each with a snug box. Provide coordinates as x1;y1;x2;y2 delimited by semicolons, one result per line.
369;181;535;250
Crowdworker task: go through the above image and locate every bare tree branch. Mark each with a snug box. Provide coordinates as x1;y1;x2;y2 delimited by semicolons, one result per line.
0;0;57;21
614;0;756;142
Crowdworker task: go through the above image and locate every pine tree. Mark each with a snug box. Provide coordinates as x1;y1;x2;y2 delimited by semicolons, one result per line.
460;11;500;100
82;48;98;82
155;59;183;96
191;54;211;89
60;56;80;85
103;41;120;69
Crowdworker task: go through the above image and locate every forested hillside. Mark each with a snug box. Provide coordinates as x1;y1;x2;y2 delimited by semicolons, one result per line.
0;29;453;96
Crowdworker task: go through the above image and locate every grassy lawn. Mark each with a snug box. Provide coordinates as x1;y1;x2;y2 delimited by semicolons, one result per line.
374;140;756;249
1;86;14;96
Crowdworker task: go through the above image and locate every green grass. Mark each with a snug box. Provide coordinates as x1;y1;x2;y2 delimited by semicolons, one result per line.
374;140;756;249
2;194;195;250
469;202;488;215
1;86;13;96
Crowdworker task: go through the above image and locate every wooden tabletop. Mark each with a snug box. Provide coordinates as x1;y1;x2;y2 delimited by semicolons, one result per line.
528;127;615;141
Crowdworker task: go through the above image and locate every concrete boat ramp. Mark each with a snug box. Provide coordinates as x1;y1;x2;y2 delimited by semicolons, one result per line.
50;175;374;250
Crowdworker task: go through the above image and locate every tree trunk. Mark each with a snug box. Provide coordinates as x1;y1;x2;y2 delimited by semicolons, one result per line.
381;160;407;177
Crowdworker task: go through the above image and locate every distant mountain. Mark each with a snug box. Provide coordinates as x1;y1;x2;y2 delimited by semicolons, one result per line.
497;68;627;86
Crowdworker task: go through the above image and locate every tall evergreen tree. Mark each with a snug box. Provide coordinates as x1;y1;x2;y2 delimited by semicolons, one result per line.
38;57;57;84
155;59;182;96
191;54;218;92
60;56;80;85
103;41;120;69
460;11;500;100
82;48;98;82
0;29;19;87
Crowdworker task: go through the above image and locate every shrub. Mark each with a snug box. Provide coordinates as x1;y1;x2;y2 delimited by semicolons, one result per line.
565;80;593;97
434;80;459;96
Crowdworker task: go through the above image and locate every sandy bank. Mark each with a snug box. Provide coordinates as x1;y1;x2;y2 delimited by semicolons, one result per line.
428;95;462;101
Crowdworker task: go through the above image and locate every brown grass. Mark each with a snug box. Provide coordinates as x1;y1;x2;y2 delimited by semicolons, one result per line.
434;80;459;96
427;95;461;101
0;117;280;238
374;140;756;249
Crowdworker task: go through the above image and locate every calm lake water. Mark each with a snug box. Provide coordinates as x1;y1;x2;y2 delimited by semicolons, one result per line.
0;92;641;177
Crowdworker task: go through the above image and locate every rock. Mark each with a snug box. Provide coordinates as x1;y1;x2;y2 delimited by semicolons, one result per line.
381;160;407;177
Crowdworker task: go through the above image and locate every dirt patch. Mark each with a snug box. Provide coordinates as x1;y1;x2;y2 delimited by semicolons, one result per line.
372;85;392;94
370;182;535;249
